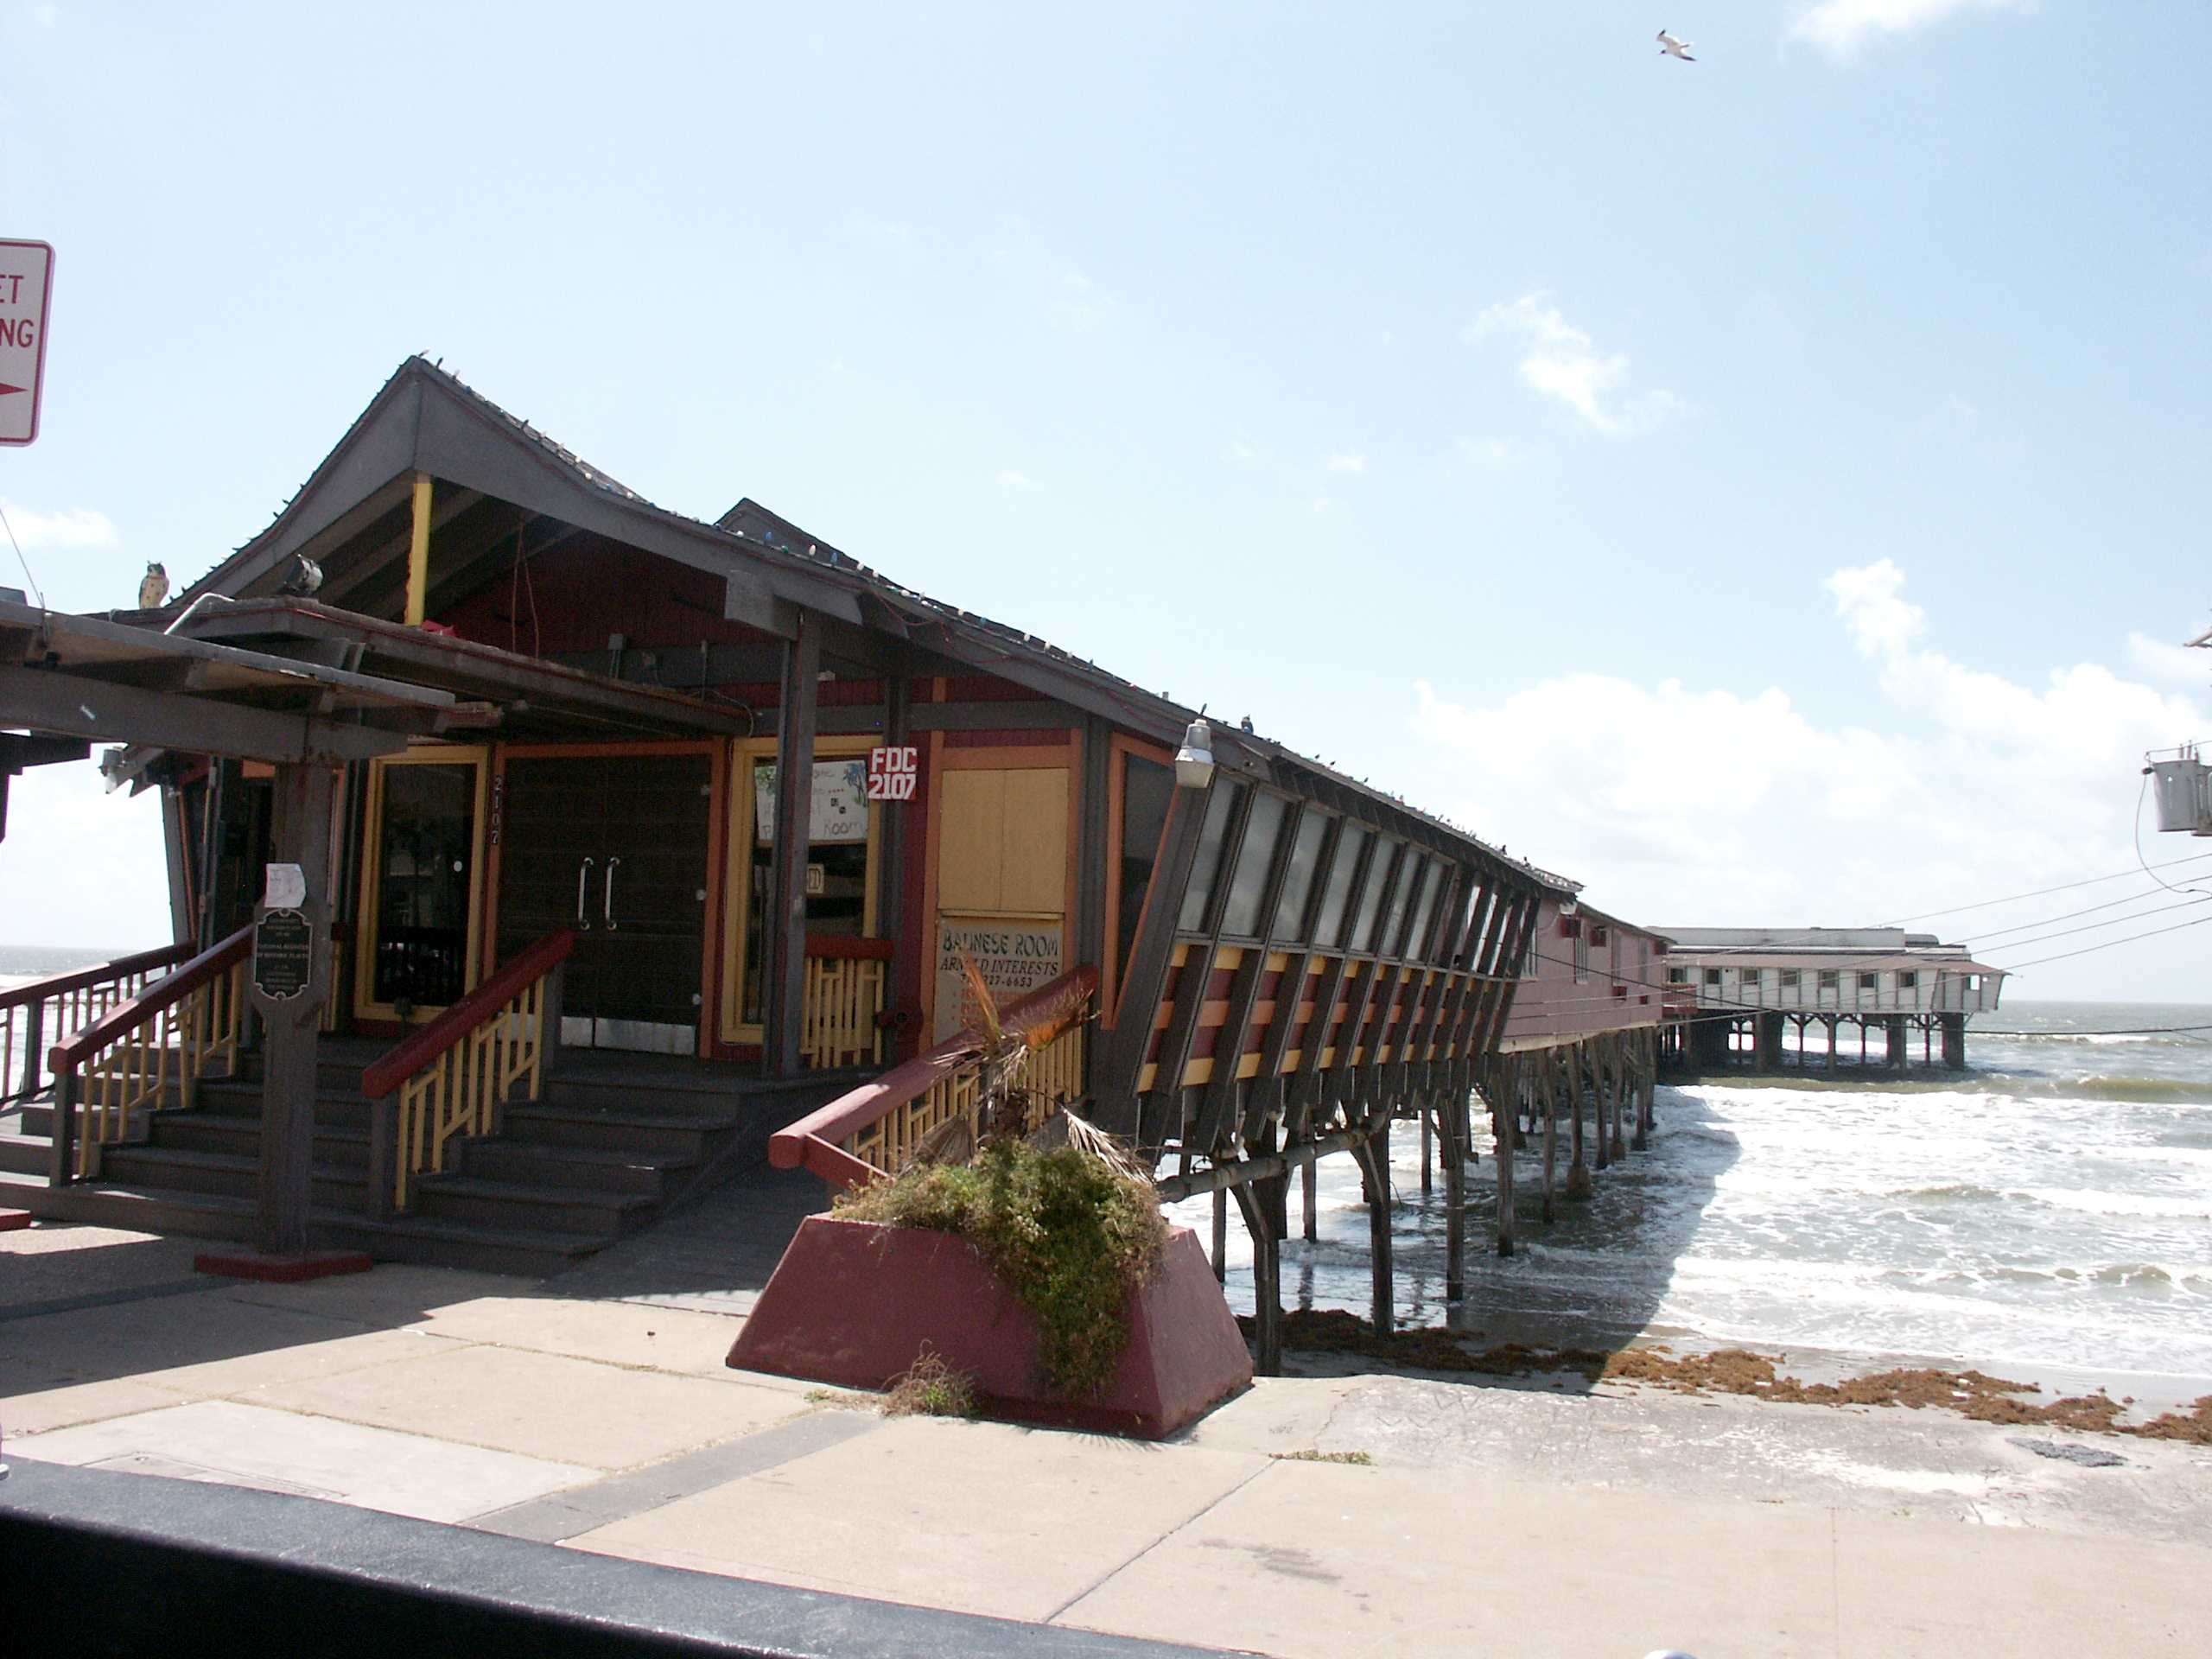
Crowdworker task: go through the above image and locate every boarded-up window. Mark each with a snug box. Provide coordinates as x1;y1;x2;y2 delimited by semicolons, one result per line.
1113;753;1173;990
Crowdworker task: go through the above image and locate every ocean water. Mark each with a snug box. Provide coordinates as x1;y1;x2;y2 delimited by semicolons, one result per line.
1166;1001;2212;1383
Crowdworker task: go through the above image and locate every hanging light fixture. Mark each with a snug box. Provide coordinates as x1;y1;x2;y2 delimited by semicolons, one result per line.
1175;716;1215;790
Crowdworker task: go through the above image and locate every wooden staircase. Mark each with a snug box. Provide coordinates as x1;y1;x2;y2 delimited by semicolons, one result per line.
1;1040;852;1276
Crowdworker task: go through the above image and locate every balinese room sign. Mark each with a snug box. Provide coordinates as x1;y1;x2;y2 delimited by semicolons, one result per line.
0;239;54;447
934;914;1063;1040
866;744;918;802
754;759;868;844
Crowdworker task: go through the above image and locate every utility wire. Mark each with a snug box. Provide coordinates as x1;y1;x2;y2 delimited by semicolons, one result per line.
0;501;46;610
1956;883;2212;944
1980;910;2212;971
1973;893;2212;956
1878;850;2212;926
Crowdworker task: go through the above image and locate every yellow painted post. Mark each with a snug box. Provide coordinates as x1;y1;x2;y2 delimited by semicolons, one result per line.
404;474;433;626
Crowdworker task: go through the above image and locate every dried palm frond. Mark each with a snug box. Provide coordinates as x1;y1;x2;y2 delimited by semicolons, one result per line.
1028;1108;1155;1187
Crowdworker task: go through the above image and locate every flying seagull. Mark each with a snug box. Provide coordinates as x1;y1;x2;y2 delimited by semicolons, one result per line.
1657;29;1695;60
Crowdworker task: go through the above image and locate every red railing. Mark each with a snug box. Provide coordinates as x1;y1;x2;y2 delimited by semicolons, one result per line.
3;941;198;1105
772;964;1096;1192
361;930;573;1213
46;926;253;1182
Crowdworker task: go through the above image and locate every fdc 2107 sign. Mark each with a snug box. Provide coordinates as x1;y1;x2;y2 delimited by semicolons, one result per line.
866;745;918;802
0;240;54;448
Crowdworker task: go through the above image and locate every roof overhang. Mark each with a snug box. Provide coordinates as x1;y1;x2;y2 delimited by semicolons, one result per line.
2;595;457;772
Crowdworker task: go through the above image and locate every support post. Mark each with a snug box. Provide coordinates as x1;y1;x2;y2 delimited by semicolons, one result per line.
1491;1079;1516;1256
1441;1088;1467;1301
1885;1014;1906;1068
1592;1041;1610;1172
1827;1014;1840;1071
1354;1118;1395;1335
404;474;433;627
1941;1011;1966;1070
1420;1107;1433;1195
764;612;820;1077
1231;1178;1283;1376
255;760;338;1257
1302;1155;1318;1241
1211;1187;1227;1283
1541;1048;1560;1224
1608;1036;1627;1161
1630;1031;1650;1151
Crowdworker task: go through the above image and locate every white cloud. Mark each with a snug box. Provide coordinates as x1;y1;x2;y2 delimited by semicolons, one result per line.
1414;560;2209;995
2126;631;2209;692
29;4;58;29
996;468;1042;493
1325;449;1368;475
1465;294;1686;438
1044;270;1116;332
0;501;116;550
1458;437;1540;471
1225;440;1261;466
1789;0;2030;58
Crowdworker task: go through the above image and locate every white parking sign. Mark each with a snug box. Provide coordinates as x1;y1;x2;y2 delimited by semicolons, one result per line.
0;240;54;447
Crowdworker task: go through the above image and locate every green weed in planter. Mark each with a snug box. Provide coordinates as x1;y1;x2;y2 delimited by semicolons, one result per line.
836;1140;1170;1398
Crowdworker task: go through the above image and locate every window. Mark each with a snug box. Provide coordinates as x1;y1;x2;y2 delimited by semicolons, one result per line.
1380;854;1425;957
1269;809;1330;942
1703;968;1722;987
1176;780;1243;933
1405;861;1446;960
1669;966;1688;984
1860;972;1878;991
1781;969;1801;990
1818;969;1839;991
1313;823;1370;947
1112;753;1173;991
1218;790;1287;938
1900;970;1919;990
1350;838;1401;952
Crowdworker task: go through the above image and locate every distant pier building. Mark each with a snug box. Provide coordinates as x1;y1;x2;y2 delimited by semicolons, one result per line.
1655;928;2007;1073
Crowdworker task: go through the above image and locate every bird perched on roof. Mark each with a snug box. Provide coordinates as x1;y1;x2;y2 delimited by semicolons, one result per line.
276;555;323;598
137;562;169;610
1657;28;1695;60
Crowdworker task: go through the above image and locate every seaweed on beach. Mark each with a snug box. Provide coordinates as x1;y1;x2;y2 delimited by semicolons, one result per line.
1243;1311;2212;1445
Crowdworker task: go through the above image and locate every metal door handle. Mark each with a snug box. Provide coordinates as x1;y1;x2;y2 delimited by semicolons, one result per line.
575;857;595;931
603;856;622;931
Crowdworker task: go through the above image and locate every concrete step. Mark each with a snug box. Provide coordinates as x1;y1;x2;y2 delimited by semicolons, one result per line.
458;1139;683;1198
151;1113;371;1171
315;1211;607;1278
500;1103;737;1161
0;1169;607;1278
99;1146;366;1212
0;1167;259;1243
194;1077;373;1131
410;1174;652;1238
0;1122;50;1176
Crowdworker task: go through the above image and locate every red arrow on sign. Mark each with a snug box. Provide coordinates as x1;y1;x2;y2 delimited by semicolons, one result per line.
0;384;24;397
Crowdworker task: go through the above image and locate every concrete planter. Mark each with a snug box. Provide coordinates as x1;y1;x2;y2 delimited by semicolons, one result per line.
726;1216;1252;1439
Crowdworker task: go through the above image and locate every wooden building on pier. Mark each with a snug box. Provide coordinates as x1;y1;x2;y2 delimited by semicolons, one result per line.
1656;926;2006;1071
1;357;1682;1359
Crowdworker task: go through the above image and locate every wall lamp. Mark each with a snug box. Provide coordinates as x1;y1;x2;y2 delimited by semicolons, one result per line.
1175;716;1216;790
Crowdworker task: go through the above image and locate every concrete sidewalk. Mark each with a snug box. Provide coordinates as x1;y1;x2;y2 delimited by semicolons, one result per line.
5;1216;2209;1657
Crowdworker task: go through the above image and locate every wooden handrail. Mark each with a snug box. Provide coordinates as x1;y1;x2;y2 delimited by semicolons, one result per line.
803;935;894;960
772;963;1096;1187
1;941;195;1013
361;930;575;1100
48;927;252;1073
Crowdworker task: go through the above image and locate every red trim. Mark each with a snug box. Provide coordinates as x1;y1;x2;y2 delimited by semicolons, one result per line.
48;928;251;1071
771;964;1096;1188
360;929;575;1099
804;935;893;960
2;940;198;1013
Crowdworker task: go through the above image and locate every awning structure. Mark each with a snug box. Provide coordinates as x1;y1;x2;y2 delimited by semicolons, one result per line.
0;595;458;818
162;597;753;742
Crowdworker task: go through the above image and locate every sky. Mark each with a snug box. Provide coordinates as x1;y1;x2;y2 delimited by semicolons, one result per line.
2;1;2209;1001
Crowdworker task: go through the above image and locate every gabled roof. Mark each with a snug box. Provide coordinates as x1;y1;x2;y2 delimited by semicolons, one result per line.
186;356;1577;896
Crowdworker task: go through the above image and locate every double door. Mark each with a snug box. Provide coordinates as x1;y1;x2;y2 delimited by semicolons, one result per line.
496;752;712;1052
